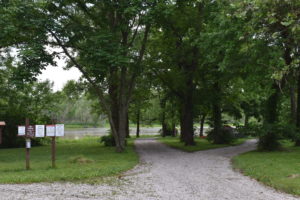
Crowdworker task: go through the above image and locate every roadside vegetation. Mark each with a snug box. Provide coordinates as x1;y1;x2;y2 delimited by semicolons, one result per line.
233;140;300;196
159;136;248;152
0;137;138;184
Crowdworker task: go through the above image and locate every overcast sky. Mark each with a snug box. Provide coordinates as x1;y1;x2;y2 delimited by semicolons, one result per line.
37;65;82;92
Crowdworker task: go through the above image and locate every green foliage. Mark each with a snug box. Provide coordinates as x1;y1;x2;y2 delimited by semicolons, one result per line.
255;122;298;151
100;134;116;147
0;65;59;148
207;126;237;144
159;136;247;152
236;123;261;137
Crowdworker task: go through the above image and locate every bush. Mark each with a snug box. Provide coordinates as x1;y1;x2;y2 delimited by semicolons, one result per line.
256;123;295;151
100;134;116;146
99;132;128;147
207;125;237;144
236;123;261;137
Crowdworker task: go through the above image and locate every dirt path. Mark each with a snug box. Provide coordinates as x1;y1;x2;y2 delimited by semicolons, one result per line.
0;139;299;200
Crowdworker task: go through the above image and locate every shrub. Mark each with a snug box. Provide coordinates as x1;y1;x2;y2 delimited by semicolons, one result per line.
236;123;261;137
256;123;292;151
100;134;116;146
207;125;237;144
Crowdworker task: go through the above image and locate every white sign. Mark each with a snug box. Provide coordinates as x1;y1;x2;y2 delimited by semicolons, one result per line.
55;124;64;137
26;138;31;148
18;126;26;136
35;125;45;138
46;125;55;137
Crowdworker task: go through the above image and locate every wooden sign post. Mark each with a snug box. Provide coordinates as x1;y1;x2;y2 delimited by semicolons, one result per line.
25;118;31;170
46;124;56;168
0;121;6;145
17;120;64;170
17;118;35;170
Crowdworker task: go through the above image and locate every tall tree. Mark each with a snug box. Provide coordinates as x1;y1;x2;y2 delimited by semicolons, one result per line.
0;1;155;152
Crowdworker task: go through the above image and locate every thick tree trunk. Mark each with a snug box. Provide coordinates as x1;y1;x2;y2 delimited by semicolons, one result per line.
265;83;280;124
136;109;140;138
116;67;128;152
180;101;194;145
212;102;222;143
200;114;206;137
180;84;195;145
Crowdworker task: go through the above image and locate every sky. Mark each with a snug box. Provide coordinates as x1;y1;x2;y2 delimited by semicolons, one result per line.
37;66;82;92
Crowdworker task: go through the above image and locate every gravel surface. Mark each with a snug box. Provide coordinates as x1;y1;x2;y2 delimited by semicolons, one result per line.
0;139;299;200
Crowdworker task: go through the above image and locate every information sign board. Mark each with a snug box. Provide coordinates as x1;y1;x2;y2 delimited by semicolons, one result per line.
55;124;64;137
18;126;26;136
26;125;35;138
35;125;45;138
46;125;55;137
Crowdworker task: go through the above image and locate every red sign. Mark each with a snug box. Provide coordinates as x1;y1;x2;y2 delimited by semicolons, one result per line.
26;125;35;138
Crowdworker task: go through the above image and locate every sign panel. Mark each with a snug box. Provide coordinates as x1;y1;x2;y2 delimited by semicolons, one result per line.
26;125;35;138
35;125;45;138
26;138;31;148
55;124;64;137
18;126;26;136
46;125;55;137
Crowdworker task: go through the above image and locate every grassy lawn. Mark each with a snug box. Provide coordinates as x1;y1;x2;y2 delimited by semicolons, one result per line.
232;140;300;196
158;136;248;152
0;137;138;184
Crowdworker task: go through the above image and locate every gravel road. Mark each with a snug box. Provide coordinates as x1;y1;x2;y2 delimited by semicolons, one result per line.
0;139;299;200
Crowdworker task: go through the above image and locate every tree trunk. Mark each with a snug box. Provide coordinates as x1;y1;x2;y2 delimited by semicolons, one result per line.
290;86;297;124
265;82;280;124
160;97;167;137
244;114;249;127
200;114;206;137
115;67;128;152
180;88;195;145
211;81;223;144
295;71;300;146
212;102;222;143
126;112;130;138
109;69;119;134
136;109;140;138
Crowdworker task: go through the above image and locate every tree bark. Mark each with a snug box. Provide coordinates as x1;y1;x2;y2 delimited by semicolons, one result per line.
265;82;280;124
126;112;130;138
290;86;297;124
180;84;195;145
200;114;206;137
160;97;167;137
136;109;140;138
211;81;223;144
295;71;300;146
244;114;249;127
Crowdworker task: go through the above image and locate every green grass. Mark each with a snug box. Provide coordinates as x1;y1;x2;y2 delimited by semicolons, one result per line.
158;136;248;152
0;136;138;184
232;140;300;196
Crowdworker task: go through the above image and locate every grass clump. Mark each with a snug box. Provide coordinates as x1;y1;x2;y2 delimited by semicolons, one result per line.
158;136;247;152
0;136;138;184
69;155;95;164
232;140;300;196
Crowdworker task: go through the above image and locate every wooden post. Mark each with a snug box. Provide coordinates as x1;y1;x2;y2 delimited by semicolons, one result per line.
51;136;56;168
25;118;30;170
0;127;2;145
